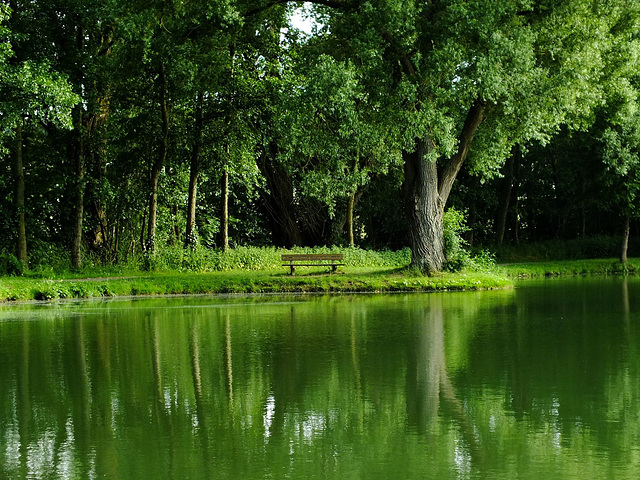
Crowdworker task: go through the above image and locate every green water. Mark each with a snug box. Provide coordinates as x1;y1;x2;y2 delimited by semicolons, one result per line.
1;277;640;479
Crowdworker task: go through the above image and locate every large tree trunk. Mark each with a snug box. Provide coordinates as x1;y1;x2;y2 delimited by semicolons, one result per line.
13;121;28;268
403;100;485;274
147;61;169;254
185;92;203;248
71;108;84;270
403;138;445;274
621;215;630;264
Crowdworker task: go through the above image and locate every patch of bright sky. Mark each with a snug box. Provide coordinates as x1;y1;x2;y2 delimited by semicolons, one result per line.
288;4;318;35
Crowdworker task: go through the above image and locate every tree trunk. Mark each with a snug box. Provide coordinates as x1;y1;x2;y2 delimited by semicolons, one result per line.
403;100;484;274
580;171;586;237
147;61;169;254
140;210;146;253
169;204;180;245
147;182;159;253
13;121;28;268
185;92;203;248
403;138;445;274
621;215;630;264
219;45;236;253
511;156;521;245
347;192;356;247
71;108;84;270
70;24;86;270
495;150;515;246
345;189;365;247
220;165;229;252
258;141;304;247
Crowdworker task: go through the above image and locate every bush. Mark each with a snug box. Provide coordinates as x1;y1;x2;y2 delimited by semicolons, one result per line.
0;251;26;276
468;249;498;273
494;235;636;262
140;244;411;272
443;208;472;272
28;241;71;273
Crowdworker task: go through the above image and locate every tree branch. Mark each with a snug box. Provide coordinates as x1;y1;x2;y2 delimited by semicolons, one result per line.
244;0;356;18
380;31;418;78
437;98;485;203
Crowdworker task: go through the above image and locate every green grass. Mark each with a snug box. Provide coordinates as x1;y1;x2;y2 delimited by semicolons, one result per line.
0;266;511;303
500;257;639;278
5;245;638;303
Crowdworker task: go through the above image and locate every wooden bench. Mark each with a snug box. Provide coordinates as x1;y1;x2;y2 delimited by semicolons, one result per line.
281;254;344;275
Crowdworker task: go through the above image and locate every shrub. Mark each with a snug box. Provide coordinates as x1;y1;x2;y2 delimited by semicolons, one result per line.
142;244;412;271
0;251;26;276
28;241;70;273
468;249;498;273
494;235;636;262
443;208;472;272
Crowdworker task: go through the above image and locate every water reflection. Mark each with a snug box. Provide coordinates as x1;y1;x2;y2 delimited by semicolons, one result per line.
1;282;640;478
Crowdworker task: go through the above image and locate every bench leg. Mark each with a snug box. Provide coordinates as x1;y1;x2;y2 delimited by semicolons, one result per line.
290;265;295;275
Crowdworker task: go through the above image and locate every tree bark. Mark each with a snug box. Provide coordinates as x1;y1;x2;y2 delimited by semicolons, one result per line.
147;61;169;254
13;121;28;268
621;215;630;264
403;137;445;274
185;92;203;248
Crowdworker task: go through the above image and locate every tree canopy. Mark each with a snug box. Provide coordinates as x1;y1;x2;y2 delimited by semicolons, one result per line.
1;0;640;273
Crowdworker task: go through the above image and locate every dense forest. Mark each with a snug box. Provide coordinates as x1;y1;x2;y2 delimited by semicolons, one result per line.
1;0;640;274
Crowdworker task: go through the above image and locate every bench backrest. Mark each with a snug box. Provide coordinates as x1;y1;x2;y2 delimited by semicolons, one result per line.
281;254;343;261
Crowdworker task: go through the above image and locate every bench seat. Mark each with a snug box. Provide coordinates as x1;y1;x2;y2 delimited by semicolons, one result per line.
281;254;344;275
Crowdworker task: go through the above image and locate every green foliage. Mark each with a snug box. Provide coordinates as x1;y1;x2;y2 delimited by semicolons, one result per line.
469;250;499;274
132;245;412;273
502;257;640;278
28;241;71;273
495;235;638;262
2;0;640;277
442;208;473;272
0;251;25;276
442;209;499;273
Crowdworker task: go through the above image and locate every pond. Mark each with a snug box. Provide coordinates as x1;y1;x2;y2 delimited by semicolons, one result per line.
1;277;640;479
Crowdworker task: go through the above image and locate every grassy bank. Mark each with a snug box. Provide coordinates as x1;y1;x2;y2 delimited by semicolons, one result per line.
0;267;511;302
0;246;511;302
500;257;640;278
4;245;636;303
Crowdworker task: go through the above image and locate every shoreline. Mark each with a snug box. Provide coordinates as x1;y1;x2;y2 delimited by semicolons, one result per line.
0;268;511;303
1;257;637;304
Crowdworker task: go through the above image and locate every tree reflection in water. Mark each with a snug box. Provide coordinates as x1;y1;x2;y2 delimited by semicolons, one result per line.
2;284;640;479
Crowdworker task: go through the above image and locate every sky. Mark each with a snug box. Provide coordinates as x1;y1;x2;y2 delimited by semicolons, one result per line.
289;5;317;35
